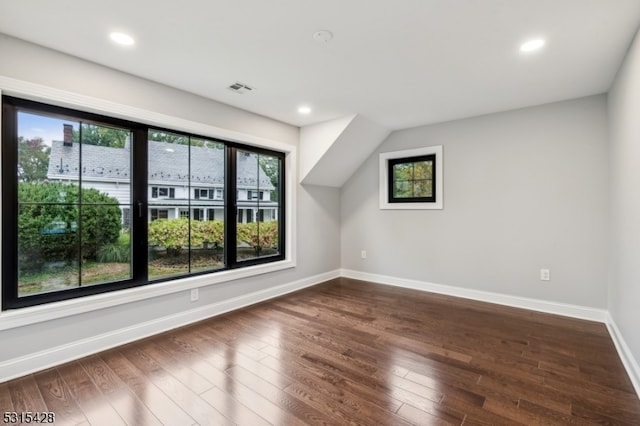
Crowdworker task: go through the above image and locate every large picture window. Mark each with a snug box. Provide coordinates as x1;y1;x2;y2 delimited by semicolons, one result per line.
2;96;285;309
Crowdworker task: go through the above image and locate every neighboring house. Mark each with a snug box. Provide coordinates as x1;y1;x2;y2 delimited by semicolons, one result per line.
46;137;277;226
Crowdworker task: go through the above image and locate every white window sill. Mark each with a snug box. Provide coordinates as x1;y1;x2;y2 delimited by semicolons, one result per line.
0;259;296;331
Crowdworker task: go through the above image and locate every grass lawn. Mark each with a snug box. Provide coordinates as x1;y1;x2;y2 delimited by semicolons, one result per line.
18;249;226;296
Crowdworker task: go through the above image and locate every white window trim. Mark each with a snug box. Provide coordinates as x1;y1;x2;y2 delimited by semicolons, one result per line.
0;76;297;329
379;145;443;210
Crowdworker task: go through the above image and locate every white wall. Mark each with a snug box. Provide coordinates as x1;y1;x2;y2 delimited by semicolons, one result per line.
608;28;640;371
341;95;609;308
0;34;341;376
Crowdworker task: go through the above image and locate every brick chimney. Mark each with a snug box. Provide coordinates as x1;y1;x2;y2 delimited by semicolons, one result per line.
63;124;73;146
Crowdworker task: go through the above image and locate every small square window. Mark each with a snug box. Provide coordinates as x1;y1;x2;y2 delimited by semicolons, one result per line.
380;145;443;210
388;154;436;203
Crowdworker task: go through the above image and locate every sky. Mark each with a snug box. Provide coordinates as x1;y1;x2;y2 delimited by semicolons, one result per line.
18;111;79;147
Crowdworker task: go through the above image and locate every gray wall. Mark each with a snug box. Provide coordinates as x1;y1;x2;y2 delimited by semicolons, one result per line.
608;29;640;364
0;35;341;363
341;95;609;308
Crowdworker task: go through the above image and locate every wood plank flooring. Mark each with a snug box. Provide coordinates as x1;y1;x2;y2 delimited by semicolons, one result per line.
1;277;639;425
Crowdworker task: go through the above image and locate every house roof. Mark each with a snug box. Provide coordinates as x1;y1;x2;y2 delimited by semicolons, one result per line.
47;140;274;190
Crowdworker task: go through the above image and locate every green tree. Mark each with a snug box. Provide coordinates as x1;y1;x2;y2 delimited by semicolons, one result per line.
392;161;433;198
73;123;129;147
18;182;122;271
258;155;281;201
18;137;50;182
149;130;223;149
149;130;188;145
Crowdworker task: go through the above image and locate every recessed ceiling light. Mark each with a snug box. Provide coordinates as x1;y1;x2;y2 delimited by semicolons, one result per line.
109;32;135;46
313;30;333;43
298;106;312;114
520;38;545;53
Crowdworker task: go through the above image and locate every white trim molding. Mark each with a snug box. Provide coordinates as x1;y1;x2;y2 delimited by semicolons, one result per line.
606;314;640;398
0;269;341;383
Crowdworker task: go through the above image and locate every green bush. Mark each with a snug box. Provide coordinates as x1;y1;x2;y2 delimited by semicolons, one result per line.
18;182;122;271
148;218;278;253
192;220;224;248
148;218;190;254
148;219;224;254
237;221;278;250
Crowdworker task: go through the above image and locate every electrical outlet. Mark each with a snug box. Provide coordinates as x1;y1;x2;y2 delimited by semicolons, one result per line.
361;250;367;259
190;288;199;302
540;269;550;281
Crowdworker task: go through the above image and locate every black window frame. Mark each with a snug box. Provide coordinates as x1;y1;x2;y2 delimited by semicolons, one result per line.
152;186;174;199
193;208;204;221
2;96;285;310
150;208;169;221
193;188;210;200
387;154;436;203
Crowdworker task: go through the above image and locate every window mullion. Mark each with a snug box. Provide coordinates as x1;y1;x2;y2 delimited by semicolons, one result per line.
1;100;19;308
77;122;84;287
226;146;237;268
132;127;149;283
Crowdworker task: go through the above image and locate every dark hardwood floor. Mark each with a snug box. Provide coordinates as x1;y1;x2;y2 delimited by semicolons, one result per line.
2;277;639;425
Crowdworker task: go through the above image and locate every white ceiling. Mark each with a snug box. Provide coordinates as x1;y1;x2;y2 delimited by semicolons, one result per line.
1;0;639;130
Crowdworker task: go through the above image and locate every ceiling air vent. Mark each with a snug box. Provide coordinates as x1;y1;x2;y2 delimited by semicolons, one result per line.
227;82;254;94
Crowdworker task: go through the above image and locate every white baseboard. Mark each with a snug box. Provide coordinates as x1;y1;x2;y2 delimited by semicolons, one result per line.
606;315;640;398
0;269;340;383
341;269;608;322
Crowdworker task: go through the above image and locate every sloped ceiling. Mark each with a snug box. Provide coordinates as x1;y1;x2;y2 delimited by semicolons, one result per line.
300;115;390;187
